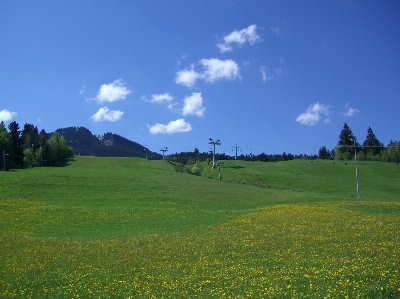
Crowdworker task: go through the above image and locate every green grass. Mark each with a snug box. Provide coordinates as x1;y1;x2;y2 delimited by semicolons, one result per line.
0;156;399;298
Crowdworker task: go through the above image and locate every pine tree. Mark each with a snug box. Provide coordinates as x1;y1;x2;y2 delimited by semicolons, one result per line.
362;126;383;156
318;146;331;159
335;123;360;160
8;121;24;167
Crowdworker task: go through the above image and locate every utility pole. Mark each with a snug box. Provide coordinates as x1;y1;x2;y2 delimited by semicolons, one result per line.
2;151;9;171
354;138;360;199
233;144;240;160
208;138;221;169
160;147;168;160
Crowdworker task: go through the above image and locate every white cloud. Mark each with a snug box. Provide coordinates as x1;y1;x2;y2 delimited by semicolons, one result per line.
175;65;202;88
216;43;233;53
95;79;131;103
148;119;192;134
217;24;260;53
200;58;240;83
182;92;205;117
260;66;273;82
150;93;174;103
176;59;240;87
79;85;86;95
91;107;124;122
296;102;330;126
0;109;17;122
342;103;360;117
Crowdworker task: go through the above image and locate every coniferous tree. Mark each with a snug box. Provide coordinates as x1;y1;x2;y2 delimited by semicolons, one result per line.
21;123;40;151
8;121;24;167
362;126;384;156
318;146;331;159
335;123;360;160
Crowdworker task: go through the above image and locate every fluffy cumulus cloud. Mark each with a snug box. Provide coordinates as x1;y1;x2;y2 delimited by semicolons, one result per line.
0;109;17;122
182;92;205;117
148;119;192;134
175;59;240;87
296;102;330;126
95;79;131;103
200;58;240;82
175;65;202;88
217;25;260;53
342;103;360;117
91;107;124;122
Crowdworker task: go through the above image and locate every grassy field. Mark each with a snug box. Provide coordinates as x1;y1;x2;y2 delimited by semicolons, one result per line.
0;156;399;298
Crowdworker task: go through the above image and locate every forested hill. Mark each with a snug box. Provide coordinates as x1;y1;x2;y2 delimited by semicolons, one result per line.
53;127;161;159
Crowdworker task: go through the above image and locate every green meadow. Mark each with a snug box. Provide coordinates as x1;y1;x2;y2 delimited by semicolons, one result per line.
0;157;399;298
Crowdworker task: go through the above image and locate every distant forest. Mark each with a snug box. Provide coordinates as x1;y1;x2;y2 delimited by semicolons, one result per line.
1;121;399;170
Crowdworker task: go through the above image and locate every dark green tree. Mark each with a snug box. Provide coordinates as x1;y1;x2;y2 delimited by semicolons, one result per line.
318;146;331;159
362;126;384;156
335;123;360;160
259;152;268;162
0;125;13;169
8;121;24;167
21;123;40;151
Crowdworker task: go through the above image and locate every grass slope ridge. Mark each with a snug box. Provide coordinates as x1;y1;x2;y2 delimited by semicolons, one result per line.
0;157;399;298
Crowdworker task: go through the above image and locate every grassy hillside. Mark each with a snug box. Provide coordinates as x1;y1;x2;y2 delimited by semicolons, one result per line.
201;159;399;200
0;157;399;298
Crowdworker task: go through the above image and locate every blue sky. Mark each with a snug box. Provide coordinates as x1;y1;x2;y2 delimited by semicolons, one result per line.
1;1;399;156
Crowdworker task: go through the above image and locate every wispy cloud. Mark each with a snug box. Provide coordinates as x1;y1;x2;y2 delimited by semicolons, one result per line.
270;26;281;36
216;25;260;53
176;58;240;88
260;66;273;82
0;109;17;122
79;85;86;95
148;119;192;134
342;103;360;117
91;107;124;122
95;79;131;103
177;55;189;66
149;93;174;103
296;102;330;126
182;92;205;117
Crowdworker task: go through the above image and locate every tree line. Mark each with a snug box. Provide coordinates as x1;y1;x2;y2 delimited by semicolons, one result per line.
1;121;73;169
319;123;399;163
168;123;399;165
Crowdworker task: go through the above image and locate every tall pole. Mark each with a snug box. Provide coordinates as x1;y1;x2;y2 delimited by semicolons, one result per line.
233;144;240;160
208;138;221;169
354;138;360;199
